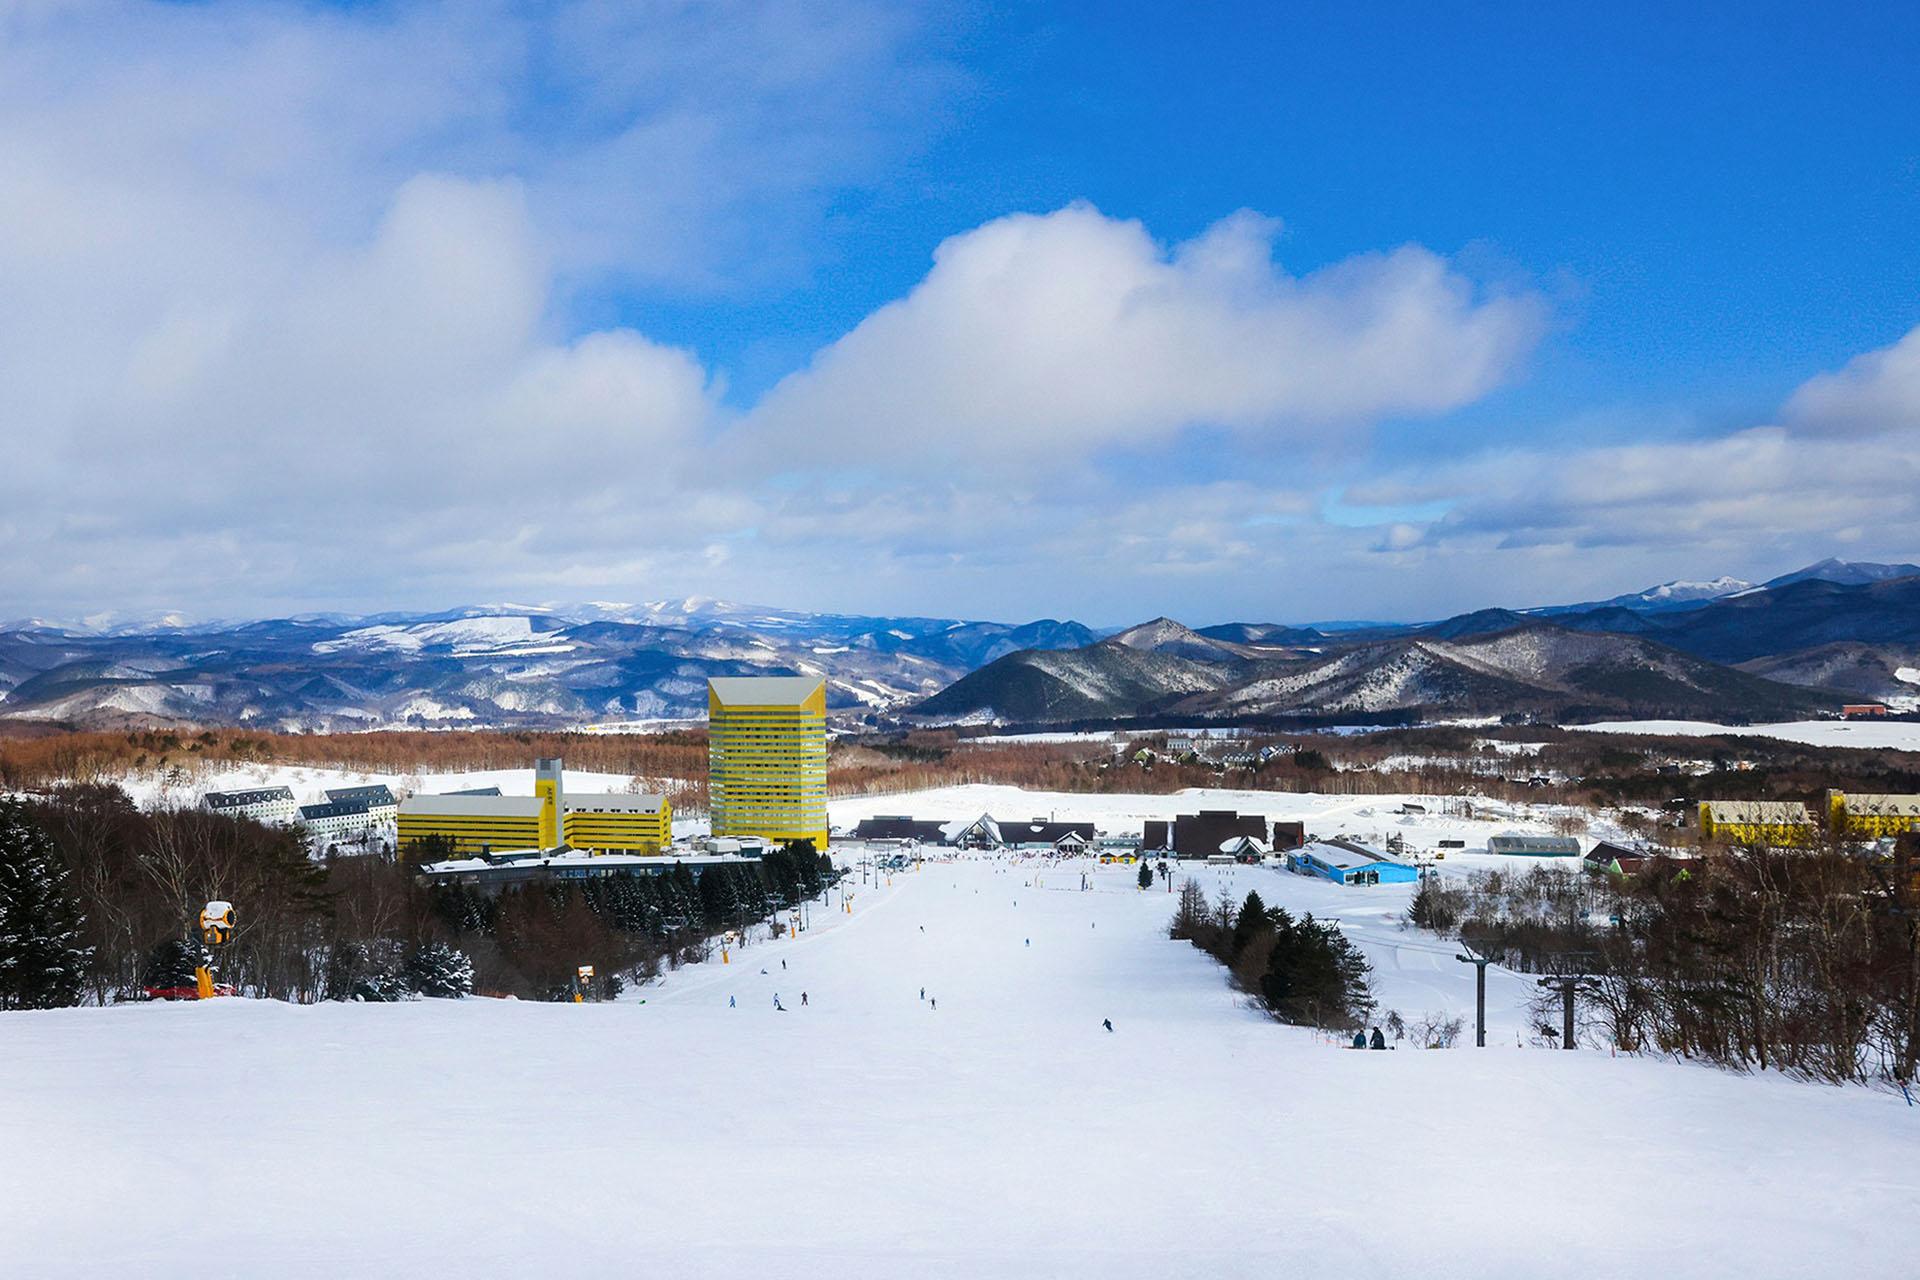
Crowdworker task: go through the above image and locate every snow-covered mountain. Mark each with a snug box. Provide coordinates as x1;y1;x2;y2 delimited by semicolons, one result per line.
0;604;1096;730
915;621;1831;725
1531;576;1753;616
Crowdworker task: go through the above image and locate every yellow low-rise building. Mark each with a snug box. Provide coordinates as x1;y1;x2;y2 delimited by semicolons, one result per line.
399;758;671;857
1826;790;1920;839
1698;799;1813;847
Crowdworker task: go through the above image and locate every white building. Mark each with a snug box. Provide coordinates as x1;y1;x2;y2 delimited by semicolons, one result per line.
297;797;389;843
203;786;298;825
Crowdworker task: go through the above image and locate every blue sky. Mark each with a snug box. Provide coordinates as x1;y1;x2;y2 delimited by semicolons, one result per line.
2;1;1918;626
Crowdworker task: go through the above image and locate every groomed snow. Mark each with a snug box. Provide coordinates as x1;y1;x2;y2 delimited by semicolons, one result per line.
6;856;1914;1277
1571;718;1920;752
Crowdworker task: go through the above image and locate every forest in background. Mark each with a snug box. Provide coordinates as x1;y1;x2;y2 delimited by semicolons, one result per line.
4;724;1918;822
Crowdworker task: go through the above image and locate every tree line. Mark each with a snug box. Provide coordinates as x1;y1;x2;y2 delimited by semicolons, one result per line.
1170;883;1374;1031
0;784;836;1009
1409;837;1920;1084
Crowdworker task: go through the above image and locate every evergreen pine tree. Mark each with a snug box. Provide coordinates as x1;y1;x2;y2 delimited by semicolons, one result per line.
0;800;93;1010
1137;862;1154;891
404;941;475;998
353;967;412;1002
1230;890;1270;958
141;936;212;991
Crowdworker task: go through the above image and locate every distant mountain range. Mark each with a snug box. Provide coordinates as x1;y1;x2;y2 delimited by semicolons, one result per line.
2;559;1915;731
0;601;1095;731
913;561;1920;726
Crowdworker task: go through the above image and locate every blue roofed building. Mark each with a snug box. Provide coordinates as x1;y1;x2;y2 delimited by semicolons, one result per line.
1291;839;1419;886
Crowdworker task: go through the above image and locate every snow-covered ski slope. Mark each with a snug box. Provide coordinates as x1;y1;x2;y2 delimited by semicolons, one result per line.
5;858;1916;1278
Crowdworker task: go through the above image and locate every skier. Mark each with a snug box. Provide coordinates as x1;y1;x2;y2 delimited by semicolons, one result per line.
801;991;808;1006
1370;1027;1387;1050
1102;1018;1113;1033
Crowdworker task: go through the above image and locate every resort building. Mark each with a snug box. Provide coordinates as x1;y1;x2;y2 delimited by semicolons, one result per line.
324;784;397;821
1143;810;1271;859
297;797;387;842
708;676;829;851
1697;800;1814;846
399;757;670;857
203;786;298;825
1291;839;1419;886
1486;834;1583;857
1825;790;1920;838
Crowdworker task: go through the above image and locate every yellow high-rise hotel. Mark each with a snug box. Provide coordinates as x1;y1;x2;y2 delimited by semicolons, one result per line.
708;676;829;850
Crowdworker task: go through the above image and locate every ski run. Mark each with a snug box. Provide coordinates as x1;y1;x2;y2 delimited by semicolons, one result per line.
4;830;1917;1278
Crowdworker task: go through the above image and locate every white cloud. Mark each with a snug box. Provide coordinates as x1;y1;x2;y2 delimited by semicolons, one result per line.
745;204;1546;465
1336;321;1920;605
1782;324;1920;437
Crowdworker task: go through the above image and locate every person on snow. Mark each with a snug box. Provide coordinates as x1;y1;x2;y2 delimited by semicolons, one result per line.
728;995;736;1008
774;993;783;1011
920;986;925;1001
781;959;787;970
801;991;808;1006
930;997;937;1010
1024;938;1030;947
1102;1018;1113;1033
1370;1027;1387;1050
1352;1030;1367;1049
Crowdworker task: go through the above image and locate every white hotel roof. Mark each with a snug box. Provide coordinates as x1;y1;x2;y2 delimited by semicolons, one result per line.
400;792;666;816
399;794;541;818
709;675;824;705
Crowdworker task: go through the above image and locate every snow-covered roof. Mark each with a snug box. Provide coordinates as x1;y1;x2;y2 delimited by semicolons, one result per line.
205;786;294;808
400;793;542;818
419;849;761;876
566;792;667;813
708;676;824;706
1835;792;1920;817
1300;840;1404;871
1700;800;1812;825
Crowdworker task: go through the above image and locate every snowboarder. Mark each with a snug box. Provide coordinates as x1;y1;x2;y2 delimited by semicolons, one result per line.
1351;1031;1367;1049
774;993;783;1010
1102;1018;1113;1033
1370;1027;1386;1050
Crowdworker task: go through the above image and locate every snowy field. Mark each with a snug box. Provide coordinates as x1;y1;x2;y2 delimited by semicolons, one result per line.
1571;717;1920;752
6;856;1917;1278
830;782;1613;858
